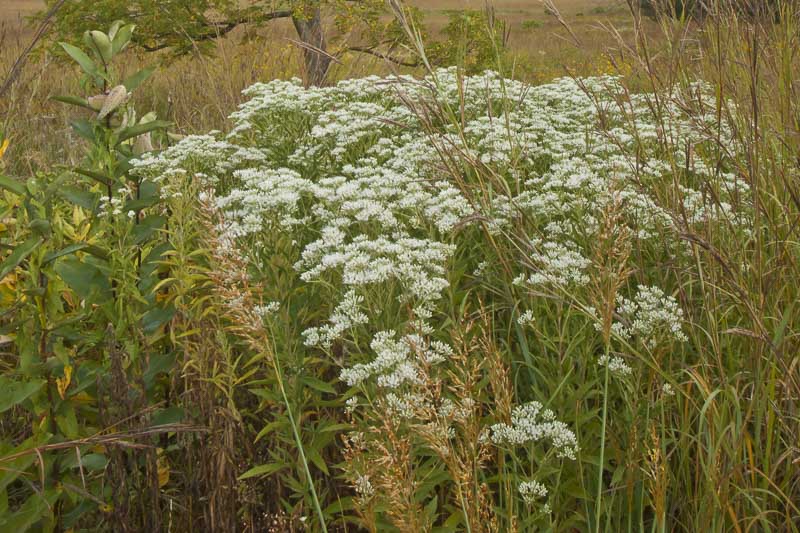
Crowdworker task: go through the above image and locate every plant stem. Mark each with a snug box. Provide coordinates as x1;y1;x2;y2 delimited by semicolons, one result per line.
595;343;610;533
270;351;328;532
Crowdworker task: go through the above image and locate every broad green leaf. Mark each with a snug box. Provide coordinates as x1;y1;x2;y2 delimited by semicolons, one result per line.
0;174;26;195
151;406;184;426
69;119;95;142
0;489;59;530
43;243;88;265
141;304;176;334
58;186;97;210
55;404;79;439
0;436;49;492
54;257;111;302
0;377;45;414
116;120;170;144
122;66;154;92
132;214;166;244
89;31;113;63
143;352;176;385
300;376;336;394
72;167;112;187
79;453;108;471
111;24;136;55
58;42;99;77
0;236;44;281
50;95;93;111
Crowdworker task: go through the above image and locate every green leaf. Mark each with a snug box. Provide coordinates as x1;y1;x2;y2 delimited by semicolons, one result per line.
238;463;284;480
144;352;177;385
254;420;283;443
0;174;26;195
112;24;136;55
132;214;166;244
69;119;96;142
141;304;176;334
116;120;170;144
72;167;111;187
0;436;50;492
50;95;93;111
43;244;88;265
0;236;44;281
423;495;438;520
56;404;79;439
0;490;59;530
28;219;51;237
79;453;108;471
300;375;336;394
58;186;97;210
58;42;99;77
54;257;111;302
305;447;329;475
122;66;153;92
151;406;184;426
89;31;113;63
0;377;45;414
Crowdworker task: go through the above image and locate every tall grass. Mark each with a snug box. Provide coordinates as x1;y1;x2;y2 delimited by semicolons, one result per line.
382;0;800;528
1;0;798;530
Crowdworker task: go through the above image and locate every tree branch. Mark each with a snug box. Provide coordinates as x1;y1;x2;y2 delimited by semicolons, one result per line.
140;10;293;52
346;45;420;68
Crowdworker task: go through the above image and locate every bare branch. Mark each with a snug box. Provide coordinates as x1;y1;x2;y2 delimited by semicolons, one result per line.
140;9;293;52
346;45;420;68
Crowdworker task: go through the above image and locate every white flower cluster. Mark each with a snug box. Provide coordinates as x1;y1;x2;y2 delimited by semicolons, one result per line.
302;290;368;348
253;301;280;318
490;401;578;460
613;285;688;348
132;70;748;493
516;239;591;288
598;353;633;377
517;310;536;326
354;473;375;500
519;480;548;506
339;331;453;389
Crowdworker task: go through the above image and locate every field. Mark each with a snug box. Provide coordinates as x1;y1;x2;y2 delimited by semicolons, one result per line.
0;0;644;174
2;1;799;532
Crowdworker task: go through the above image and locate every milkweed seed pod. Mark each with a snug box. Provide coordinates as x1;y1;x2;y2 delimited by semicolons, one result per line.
120;108;136;130
133;132;154;155
98;85;130;119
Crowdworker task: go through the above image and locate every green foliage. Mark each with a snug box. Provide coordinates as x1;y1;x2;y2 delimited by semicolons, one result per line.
46;0;396;57
428;10;509;74
0;23;178;530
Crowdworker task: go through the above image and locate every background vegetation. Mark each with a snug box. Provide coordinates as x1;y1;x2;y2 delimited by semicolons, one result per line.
1;0;799;531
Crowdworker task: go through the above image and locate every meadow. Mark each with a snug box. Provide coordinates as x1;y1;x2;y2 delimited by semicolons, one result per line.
1;1;799;532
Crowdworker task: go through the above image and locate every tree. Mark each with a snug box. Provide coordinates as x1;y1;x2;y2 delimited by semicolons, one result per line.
638;0;795;20
42;0;412;86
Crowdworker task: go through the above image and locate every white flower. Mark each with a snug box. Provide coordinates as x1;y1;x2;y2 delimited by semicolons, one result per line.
354;474;375;499
519;480;548;506
598;353;633;377
253;301;280;318
345;396;359;414
517;310;536;326
614;285;688;348
490;401;578;460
